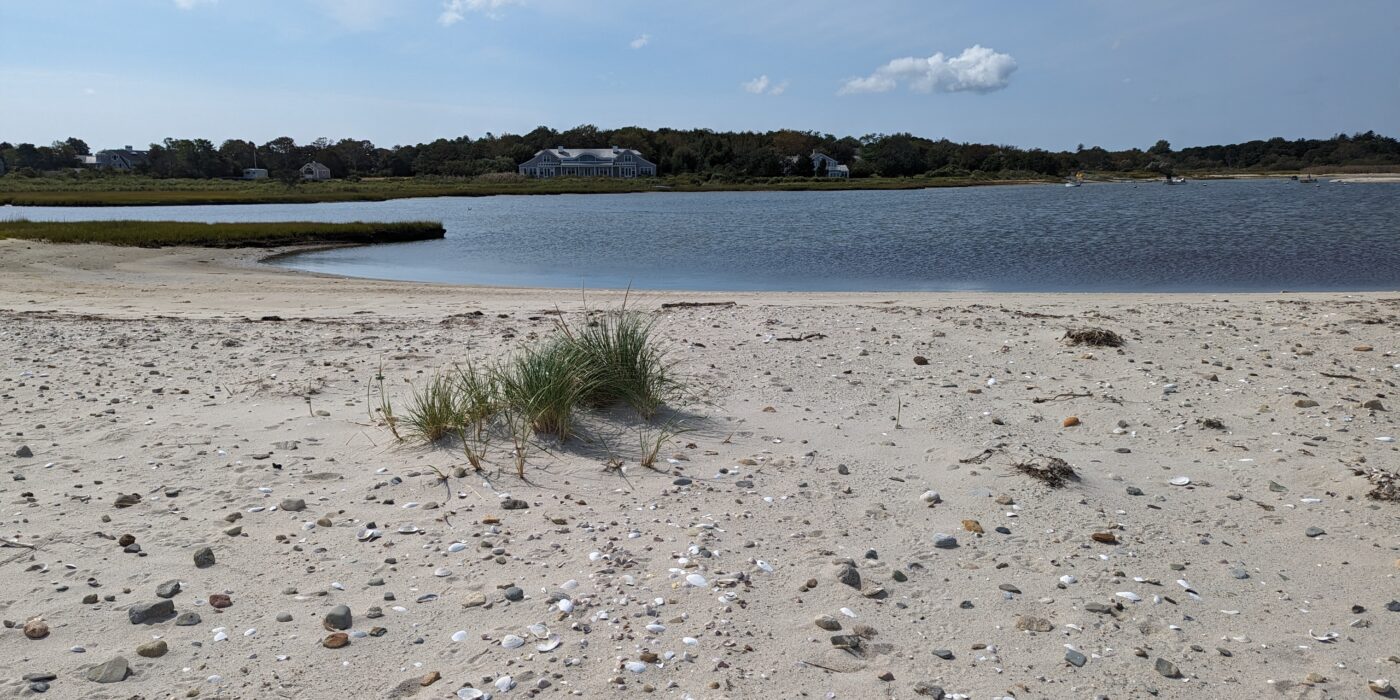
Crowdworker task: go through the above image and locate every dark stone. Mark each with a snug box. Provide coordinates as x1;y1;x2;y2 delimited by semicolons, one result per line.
324;604;352;630
835;563;861;589
912;681;945;698
501;498;528;510
672;478;693;486
174;612;201;626
1065;649;1087;667
156;580;181;599
932;649;954;660
127;600;175;625
1155;657;1181;678
504;586;524;602
15;445;33;458
193;546;215;568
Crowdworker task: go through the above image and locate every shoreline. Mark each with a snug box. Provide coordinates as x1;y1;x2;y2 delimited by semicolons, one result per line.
2;240;1397;320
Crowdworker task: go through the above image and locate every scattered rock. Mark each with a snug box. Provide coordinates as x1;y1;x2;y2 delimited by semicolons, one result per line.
86;657;130;683
23;618;49;640
128;600;175;625
279;498;306;512
814;615;842;631
1305;527;1326;538
324;604;352;630
193;547;215;568
932;533;958;549
323;632;350;649
1065;649;1087;667
1155;657;1181;678
15;445;33;458
835;563;861;589
136;640;168;658
155;580;181;599
174;612;201;626
1017;615;1054;632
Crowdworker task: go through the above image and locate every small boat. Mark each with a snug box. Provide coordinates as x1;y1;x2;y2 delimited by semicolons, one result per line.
1299;175;1317;184
1166;176;1186;185
1064;171;1085;187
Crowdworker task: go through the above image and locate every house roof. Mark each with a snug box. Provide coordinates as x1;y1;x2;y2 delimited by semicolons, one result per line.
529;147;653;165
302;161;330;170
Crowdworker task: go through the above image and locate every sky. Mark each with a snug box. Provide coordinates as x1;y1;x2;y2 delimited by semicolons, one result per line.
2;0;1398;151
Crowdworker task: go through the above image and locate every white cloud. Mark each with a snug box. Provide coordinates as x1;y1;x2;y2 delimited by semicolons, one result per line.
838;45;1016;96
742;75;787;95
439;0;522;26
630;33;650;49
173;0;214;9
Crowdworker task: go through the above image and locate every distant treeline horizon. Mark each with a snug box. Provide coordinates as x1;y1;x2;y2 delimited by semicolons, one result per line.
4;126;1398;181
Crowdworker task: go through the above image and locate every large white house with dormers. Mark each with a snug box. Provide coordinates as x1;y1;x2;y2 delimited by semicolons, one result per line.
518;147;657;178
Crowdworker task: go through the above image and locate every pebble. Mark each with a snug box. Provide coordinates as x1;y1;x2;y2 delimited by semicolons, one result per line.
276;612;293;622
1305;527;1326;538
913;681;945;697
835;563;861;589
279;498;306;512
15;445;33;458
128;600;175;625
1155;657;1181;678
23;618;50;639
193;547;216;568
932;649;954;660
324;605;352;630
155;580;182;599
504;586;524;601
174;612;201;626
814;615;841;631
932;533;958;549
86;656;130;683
1065;649;1087;667
323;632;350;649
136;640;168;658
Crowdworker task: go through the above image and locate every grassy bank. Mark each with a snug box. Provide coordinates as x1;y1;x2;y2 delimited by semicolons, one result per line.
0;220;446;247
0;174;1050;207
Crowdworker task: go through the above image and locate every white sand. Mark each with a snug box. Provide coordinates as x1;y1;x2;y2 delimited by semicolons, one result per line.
2;240;1398;699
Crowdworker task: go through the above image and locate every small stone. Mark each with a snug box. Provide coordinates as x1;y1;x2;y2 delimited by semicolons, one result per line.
193;547;215;568
931;649;954;660
174;612;201;626
1369;679;1392;694
1126;486;1144;496
998;583;1021;594
835;563;861;589
463;592;487;608
1065;649;1087;667
1062;416;1080;427
279;498;306;512
932;533;958;549
136;640;168;658
82;593;98;604
504;586;525;602
814;615;842;631
1362;399;1385;411
1091;532;1118;544
15;445;33;458
962;519;984;534
1155;657;1181;678
114;493;141;508
86;657;130;683
1354;345;1374;352
156;580;181;599
877;671;895;682
324;604;352;630
276;612;293;622
23;618;49;640
421;671;441;687
1295;399;1319;408
912;681;945;698
1017;616;1053;633
913;356;929;366
128;600;175;625
209;594;232;609
1305;527;1325;538
323;632;350;649
501;498;528;510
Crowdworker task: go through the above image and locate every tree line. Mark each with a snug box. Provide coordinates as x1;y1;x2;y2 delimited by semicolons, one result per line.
3;127;1397;181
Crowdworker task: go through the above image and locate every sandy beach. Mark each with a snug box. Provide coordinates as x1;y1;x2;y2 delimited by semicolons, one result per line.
2;240;1398;699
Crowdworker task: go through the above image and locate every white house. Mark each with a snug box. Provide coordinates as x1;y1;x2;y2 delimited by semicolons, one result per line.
810;151;849;178
300;161;332;181
518;147;657;178
82;146;149;171
242;168;269;180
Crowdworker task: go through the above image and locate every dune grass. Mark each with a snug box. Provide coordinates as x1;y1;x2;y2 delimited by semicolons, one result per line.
0;219;445;247
381;307;685;476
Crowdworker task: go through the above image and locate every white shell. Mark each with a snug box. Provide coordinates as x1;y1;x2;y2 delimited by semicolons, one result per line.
451;630;468;642
1169;476;1191;486
501;634;525;649
685;574;707;587
556;599;574;613
456;689;485;700
536;635;562;652
1116;592;1142;602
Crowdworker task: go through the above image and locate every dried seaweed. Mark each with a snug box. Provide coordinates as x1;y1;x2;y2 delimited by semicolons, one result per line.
1062;327;1125;347
1362;468;1399;502
1011;455;1078;487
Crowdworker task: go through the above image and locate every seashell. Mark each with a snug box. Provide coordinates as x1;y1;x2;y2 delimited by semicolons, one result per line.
756;560;774;573
685;574;707;587
1308;629;1338;642
433;567;450;577
536;635;562;652
1116;592;1142;602
397;525;419;534
1169;476;1191;486
645;623;666;634
501;634;525;649
451;630;468;642
624;661;647;673
495;676;515;692
556;599;574;613
357;528;381;542
528;623;549;638
447;542;466;552
456;689;485;700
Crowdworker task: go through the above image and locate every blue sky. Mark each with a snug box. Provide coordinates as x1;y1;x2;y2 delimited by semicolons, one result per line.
2;0;1397;151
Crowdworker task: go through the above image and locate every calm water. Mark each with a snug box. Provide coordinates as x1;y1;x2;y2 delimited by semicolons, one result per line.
7;180;1399;292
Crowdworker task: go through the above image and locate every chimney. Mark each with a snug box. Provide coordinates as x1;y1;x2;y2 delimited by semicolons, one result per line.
124;145;133;151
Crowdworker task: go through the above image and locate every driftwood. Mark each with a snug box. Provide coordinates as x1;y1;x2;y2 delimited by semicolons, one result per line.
776;333;827;342
1032;392;1094;404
